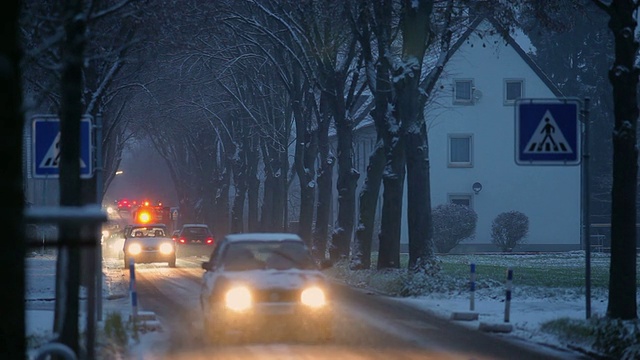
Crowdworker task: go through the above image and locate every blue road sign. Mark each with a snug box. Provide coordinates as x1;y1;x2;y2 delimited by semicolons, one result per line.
515;99;581;165
32;115;93;178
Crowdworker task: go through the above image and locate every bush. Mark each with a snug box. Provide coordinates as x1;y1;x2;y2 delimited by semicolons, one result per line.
490;211;529;252
592;317;640;360
432;203;478;253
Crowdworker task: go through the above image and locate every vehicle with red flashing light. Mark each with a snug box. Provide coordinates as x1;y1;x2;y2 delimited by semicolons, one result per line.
132;200;169;227
122;224;176;268
175;224;215;258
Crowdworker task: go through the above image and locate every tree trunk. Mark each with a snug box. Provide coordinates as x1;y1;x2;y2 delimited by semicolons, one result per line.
247;141;260;232
294;125;317;247
312;126;335;259
396;0;434;271
214;168;230;238
330;112;359;261
351;139;384;269
55;0;86;353
231;158;247;233
261;175;275;231
378;131;405;269
0;1;26;357
404;123;435;270
603;0;638;320
276;147;288;232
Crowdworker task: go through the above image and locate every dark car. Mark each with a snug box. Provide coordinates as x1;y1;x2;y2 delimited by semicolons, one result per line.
176;224;215;258
102;229;126;259
122;224;176;268
199;233;333;344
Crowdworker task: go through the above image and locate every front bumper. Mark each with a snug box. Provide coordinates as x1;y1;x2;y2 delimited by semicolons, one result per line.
126;251;174;263
209;302;332;336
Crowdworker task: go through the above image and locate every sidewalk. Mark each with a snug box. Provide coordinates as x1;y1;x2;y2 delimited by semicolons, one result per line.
25;252;132;358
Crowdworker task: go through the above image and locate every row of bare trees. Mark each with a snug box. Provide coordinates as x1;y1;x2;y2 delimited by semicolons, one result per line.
137;0;467;272
134;0;635;319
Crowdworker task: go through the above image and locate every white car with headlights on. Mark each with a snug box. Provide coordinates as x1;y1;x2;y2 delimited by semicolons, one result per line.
200;233;332;344
122;224;176;268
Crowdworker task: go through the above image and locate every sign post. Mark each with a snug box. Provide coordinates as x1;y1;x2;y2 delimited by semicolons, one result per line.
515;98;591;319
32;115;93;178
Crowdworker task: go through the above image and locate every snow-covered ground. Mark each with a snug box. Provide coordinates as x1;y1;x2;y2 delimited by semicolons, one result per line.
25;251;617;359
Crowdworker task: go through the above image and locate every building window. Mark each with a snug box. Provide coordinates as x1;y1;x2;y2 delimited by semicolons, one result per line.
448;134;473;167
505;79;523;104
454;79;474;104
448;194;473;208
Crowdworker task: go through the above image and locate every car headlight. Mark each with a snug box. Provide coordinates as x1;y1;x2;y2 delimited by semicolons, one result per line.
301;286;326;308
128;243;142;255
159;243;174;254
225;286;252;312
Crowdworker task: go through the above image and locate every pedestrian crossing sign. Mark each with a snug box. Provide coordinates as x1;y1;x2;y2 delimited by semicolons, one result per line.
32;115;93;178
515;99;581;165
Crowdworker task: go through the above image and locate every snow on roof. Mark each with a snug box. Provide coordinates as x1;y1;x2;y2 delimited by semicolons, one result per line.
181;224;209;228
131;223;166;228
224;233;303;242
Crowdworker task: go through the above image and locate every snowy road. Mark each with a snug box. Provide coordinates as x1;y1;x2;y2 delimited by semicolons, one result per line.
104;257;589;360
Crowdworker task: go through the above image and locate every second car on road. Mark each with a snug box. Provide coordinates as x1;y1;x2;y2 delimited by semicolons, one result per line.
123;224;176;268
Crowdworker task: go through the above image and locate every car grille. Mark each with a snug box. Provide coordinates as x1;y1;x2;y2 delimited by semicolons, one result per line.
253;289;299;303
144;246;157;251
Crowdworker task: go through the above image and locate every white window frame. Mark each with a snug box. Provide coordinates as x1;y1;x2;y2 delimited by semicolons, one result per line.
504;79;524;104
448;193;473;209
453;79;474;104
448;134;473;167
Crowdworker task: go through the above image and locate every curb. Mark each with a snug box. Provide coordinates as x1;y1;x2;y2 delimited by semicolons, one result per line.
478;322;513;333
450;311;479;321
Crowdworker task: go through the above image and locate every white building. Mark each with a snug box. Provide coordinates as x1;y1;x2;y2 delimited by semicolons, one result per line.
347;17;581;252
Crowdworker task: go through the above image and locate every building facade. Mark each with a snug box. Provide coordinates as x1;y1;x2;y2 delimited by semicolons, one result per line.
347;18;581;252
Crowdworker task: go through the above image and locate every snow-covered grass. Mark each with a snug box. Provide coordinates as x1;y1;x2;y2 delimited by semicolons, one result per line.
325;251;640;359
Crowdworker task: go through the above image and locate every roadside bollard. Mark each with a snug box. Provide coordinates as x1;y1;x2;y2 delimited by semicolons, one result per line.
451;263;479;321
470;263;476;311
504;268;513;323
129;257;138;324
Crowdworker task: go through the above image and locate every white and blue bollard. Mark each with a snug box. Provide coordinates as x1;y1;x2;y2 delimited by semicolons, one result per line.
470;263;476;311
129;257;138;323
504;267;513;323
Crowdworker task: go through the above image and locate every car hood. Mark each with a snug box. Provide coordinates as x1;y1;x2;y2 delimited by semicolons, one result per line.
124;237;173;247
208;269;327;291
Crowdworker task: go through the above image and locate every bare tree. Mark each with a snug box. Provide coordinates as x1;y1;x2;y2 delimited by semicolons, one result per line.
592;0;638;320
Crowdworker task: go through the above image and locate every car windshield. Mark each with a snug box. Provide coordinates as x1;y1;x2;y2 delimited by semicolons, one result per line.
129;227;166;237
221;241;315;271
182;227;210;237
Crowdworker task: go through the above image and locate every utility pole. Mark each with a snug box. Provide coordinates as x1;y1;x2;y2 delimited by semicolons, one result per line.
56;0;86;355
582;98;591;319
0;0;26;358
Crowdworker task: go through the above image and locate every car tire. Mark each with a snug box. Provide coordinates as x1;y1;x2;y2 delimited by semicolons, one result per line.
123;257;129;270
168;257;176;268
